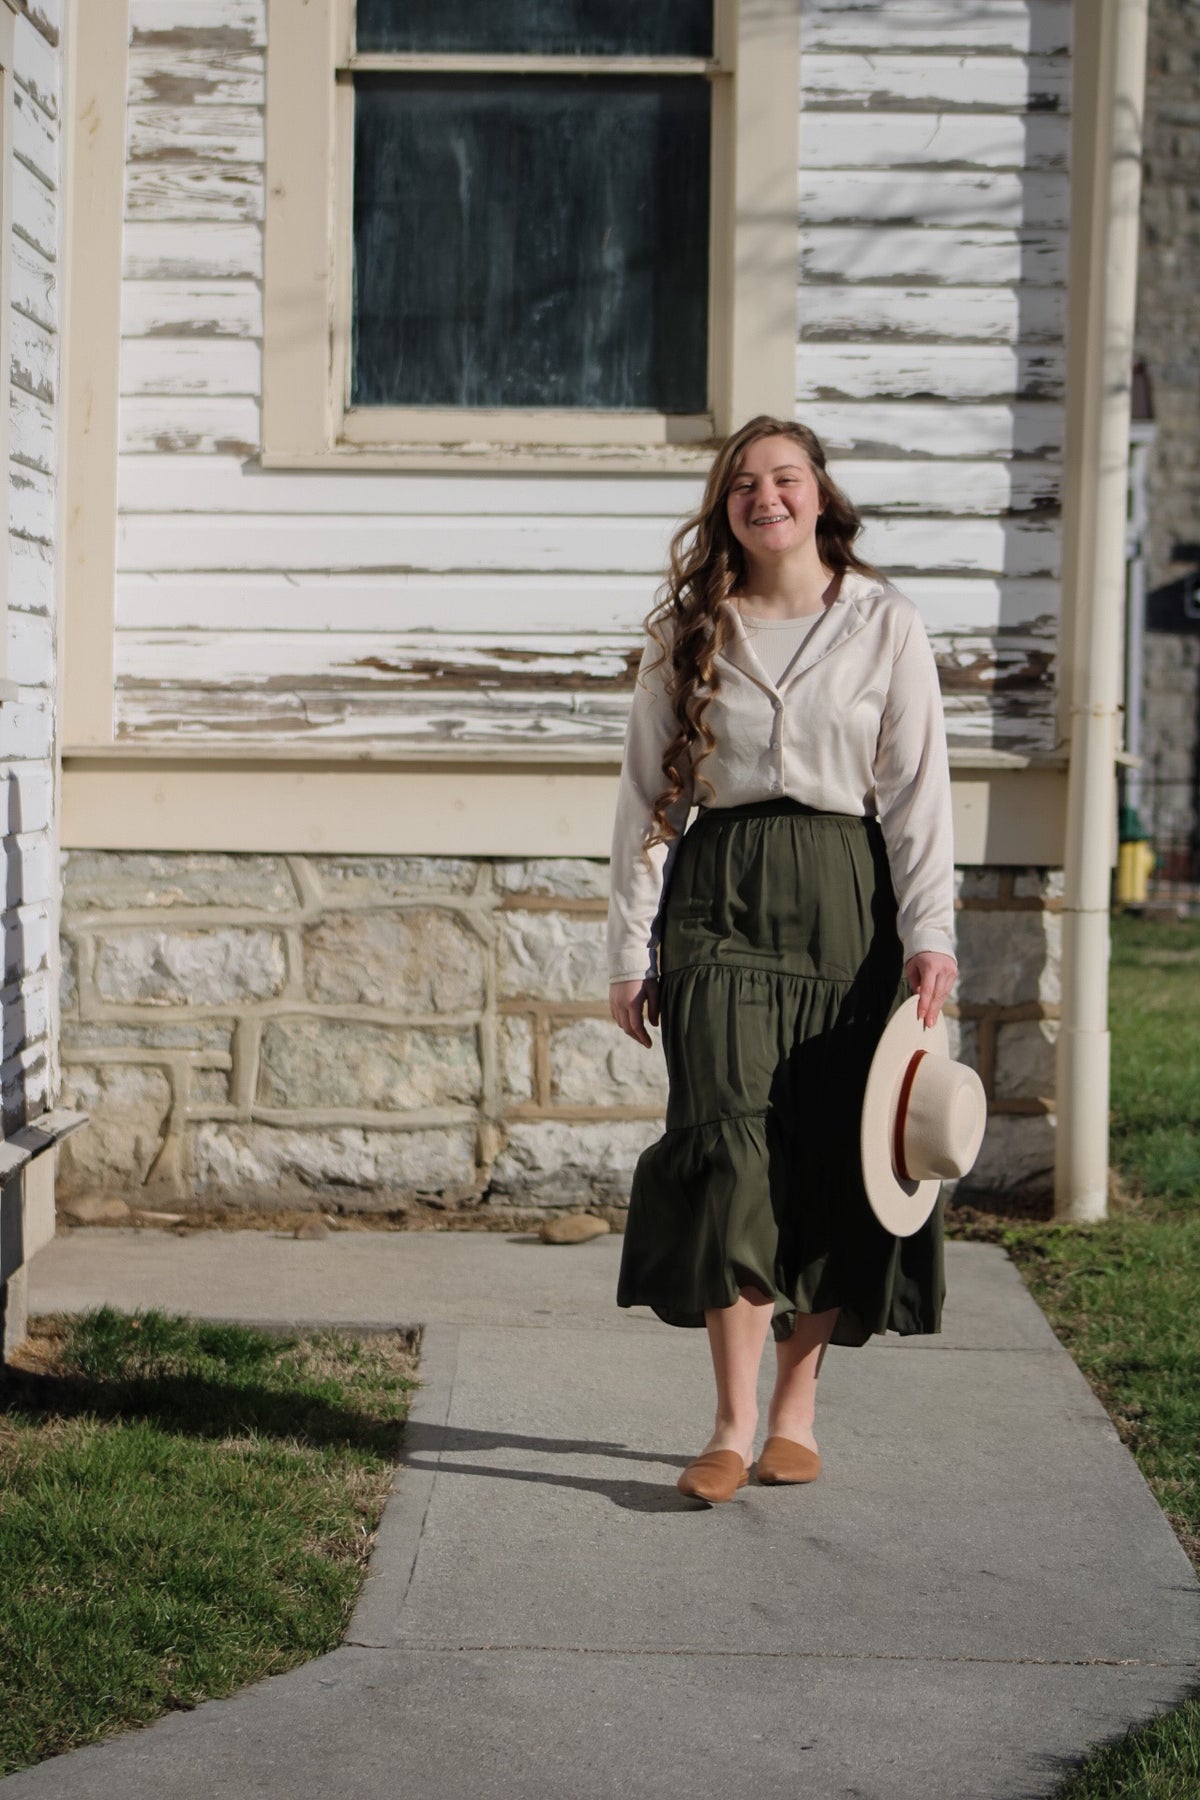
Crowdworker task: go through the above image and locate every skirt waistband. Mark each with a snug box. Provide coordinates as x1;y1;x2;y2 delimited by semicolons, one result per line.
692;797;873;827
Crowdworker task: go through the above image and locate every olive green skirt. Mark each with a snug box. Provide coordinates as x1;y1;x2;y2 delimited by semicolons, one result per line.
616;797;945;1348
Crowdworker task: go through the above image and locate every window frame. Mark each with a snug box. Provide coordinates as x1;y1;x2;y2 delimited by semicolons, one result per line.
262;0;800;472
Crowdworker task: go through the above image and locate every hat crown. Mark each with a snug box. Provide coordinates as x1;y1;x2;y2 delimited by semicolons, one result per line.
899;1054;986;1182
862;996;986;1239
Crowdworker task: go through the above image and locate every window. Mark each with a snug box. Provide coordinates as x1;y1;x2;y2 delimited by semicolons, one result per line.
263;0;799;469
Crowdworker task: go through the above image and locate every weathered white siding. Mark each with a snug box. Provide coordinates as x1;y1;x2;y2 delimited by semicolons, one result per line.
112;0;1068;757
797;0;1068;755
2;0;62;1136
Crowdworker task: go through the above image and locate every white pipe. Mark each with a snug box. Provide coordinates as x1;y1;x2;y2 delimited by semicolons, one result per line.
1056;0;1150;1222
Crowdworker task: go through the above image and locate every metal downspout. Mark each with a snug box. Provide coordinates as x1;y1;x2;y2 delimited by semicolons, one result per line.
1123;424;1156;819
1055;0;1151;1220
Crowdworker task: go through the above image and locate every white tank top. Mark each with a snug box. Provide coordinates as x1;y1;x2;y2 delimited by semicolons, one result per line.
738;609;827;687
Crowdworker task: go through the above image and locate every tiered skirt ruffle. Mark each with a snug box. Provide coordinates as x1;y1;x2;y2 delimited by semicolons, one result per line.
616;798;945;1348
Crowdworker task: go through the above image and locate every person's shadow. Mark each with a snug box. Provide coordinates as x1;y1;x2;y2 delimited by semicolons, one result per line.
403;1420;721;1514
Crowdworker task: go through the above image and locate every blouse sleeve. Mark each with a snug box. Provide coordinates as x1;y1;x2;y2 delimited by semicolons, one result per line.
873;603;957;965
606;630;694;984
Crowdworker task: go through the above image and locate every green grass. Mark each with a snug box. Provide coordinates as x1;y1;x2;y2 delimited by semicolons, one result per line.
1108;916;1200;1207
998;913;1200;1799
0;1309;418;1777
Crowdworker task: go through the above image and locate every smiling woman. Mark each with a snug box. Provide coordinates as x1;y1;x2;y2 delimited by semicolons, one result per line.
606;414;959;1505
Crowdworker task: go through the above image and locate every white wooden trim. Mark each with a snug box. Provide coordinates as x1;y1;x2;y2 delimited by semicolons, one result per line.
62;761;1067;865
262;0;799;467
1058;4;1097;750
337;408;716;449
724;0;798;426
258;444;720;474
64;740;1067;771
341;55;718;77
61;0;129;744
0;2;17;703
261;0;334;461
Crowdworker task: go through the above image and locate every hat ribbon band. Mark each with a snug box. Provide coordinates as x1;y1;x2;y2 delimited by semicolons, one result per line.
893;1049;927;1183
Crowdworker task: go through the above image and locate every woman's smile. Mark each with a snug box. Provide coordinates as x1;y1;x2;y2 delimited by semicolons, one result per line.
725;434;825;562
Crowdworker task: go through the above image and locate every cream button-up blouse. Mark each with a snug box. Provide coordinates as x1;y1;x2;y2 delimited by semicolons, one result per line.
606;570;957;983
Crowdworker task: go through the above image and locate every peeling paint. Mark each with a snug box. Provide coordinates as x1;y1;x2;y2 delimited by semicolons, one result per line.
338;647;642;692
131;29;259;54
937;648;1054;695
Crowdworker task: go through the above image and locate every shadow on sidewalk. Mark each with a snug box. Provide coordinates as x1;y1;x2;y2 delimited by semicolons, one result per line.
403;1419;731;1514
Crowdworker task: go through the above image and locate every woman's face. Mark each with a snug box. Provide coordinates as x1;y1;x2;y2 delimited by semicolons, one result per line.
724;435;824;563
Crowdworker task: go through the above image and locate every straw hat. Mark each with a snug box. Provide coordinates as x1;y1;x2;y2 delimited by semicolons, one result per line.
860;996;987;1237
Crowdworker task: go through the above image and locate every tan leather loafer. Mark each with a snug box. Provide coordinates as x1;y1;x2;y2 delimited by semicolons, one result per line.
755;1436;821;1485
676;1449;751;1504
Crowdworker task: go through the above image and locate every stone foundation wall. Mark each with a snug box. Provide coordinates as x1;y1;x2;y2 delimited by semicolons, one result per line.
57;852;1061;1215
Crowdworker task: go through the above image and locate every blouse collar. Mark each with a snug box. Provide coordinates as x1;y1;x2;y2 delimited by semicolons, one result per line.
718;568;883;695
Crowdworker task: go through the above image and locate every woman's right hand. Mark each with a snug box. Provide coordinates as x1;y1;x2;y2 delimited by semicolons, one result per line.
609;977;661;1049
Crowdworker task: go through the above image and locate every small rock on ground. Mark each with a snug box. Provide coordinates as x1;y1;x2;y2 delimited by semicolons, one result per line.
294;1219;331;1241
539;1214;611;1245
60;1195;132;1225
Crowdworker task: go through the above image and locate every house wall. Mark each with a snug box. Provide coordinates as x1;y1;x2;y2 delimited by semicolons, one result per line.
1;0;66;1346
58;0;1072;1211
106;0;1068;755
2;0;62;1137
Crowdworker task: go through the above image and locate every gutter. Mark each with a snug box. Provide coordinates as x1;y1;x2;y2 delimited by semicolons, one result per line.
1056;0;1151;1220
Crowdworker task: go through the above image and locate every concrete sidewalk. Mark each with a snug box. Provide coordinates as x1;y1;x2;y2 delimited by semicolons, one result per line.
4;1227;1198;1800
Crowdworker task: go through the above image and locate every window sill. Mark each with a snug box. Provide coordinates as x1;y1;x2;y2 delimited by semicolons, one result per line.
258;441;720;475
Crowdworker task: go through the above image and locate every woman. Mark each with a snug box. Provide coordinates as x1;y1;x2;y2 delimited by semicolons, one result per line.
607;415;957;1505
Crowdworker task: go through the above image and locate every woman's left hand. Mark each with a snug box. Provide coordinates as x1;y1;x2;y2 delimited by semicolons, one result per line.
904;951;957;1029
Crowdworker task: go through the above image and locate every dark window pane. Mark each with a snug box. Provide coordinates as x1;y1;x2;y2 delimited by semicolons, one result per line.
352;75;710;413
356;0;712;58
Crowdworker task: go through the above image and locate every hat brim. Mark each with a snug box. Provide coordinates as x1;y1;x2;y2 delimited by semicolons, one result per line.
861;996;948;1238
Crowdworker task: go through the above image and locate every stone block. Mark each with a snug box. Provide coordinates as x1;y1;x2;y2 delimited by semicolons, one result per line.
500;1016;534;1103
303;910;485;1012
63;851;297;912
191;1067;231;1105
955;1112;1056;1198
256;1019;480;1111
94;929;287;1007
60;934;77;1015
549;1016;669;1106
189;1120;477;1200
493;859;610;899
953;910;1062;1009
1013;869;1065;901
957;869;1002;901
499;911;608;1001
994;1020;1059;1100
56;1063;173;1194
943;1014;978;1071
63;1020;233;1053
488;1119;661;1207
308;856;477;902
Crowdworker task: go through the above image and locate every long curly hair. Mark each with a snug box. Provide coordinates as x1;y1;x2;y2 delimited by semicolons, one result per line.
643;415;880;847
